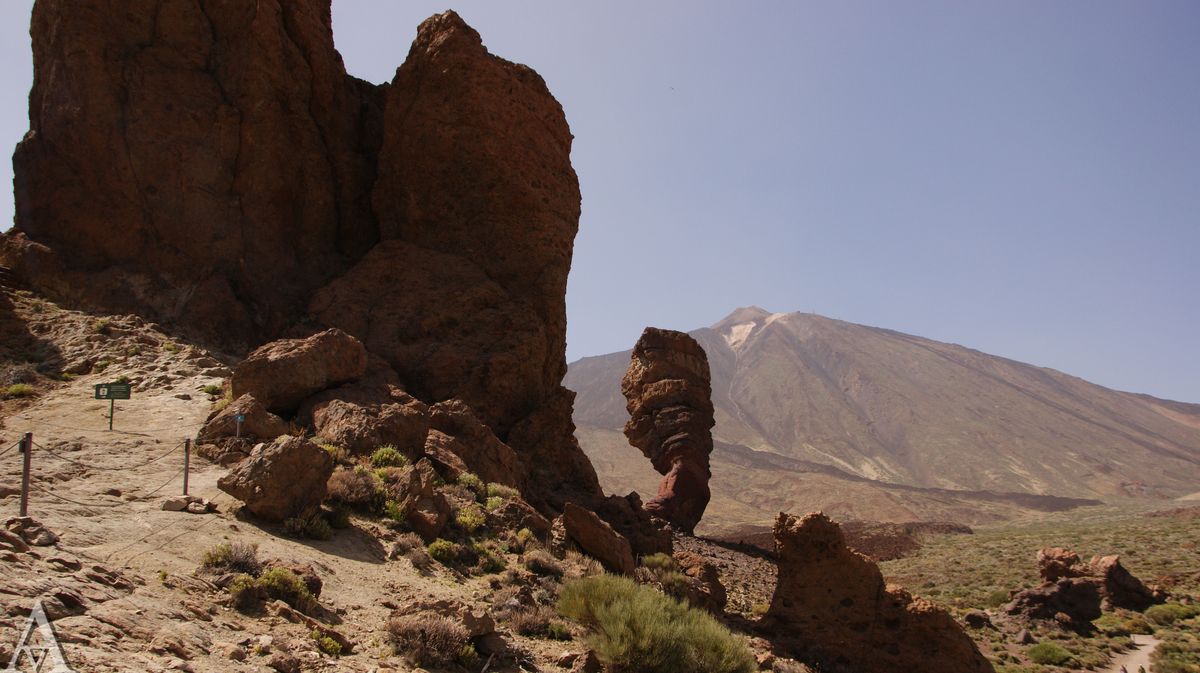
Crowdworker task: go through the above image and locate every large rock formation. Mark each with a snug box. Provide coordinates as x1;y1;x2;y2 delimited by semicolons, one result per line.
620;327;715;532
764;512;994;673
3;4;601;512
1005;547;1164;628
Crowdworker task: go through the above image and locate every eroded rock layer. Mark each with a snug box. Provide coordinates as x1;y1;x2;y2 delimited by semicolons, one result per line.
620;327;714;532
765;512;994;673
3;4;601;511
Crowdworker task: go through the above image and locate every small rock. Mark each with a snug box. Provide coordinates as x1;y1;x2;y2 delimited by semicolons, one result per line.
174;393;192;400
556;651;580;667
103;488;122;497
185;502;209;515
964;610;992;629
162;497;189;512
47;556;82;571
1016;628;1036;644
570;650;602;673
268;652;300;673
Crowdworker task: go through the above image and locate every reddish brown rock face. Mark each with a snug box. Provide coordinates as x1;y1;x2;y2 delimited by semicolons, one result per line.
3;5;601;512
620;328;714;532
765;512;994;673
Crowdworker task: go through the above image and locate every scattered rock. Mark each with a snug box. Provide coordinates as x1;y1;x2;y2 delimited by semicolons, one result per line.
231;329;367;414
217;436;333;521
764;512;994;673
268;652;301;673
392;459;451;541
593;492;672;557
5;517;58;547
298;375;429;456
562;502;635;576
620;327;715;532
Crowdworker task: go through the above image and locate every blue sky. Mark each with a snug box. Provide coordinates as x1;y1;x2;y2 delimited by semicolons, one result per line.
1;2;1197;402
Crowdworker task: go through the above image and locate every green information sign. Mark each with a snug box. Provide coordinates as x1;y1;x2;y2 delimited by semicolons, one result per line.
94;383;132;400
94;382;132;430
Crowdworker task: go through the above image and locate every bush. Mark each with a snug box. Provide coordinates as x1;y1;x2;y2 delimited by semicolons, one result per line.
1146;603;1200;626
228;573;264;611
370;445;409;468
558;575;755;673
383;500;407;523
3;383;35;398
456;503;486;534
486;482;519;499
311;629;341;657
640;553;676;573
320;443;349;464
201;542;261;576
512;527;536;553
509;605;572;640
0;364;37;386
256;567;317;614
326;466;385;512
525;550;564;577
387;613;470;667
658;571;693;601
457;472;485;499
985;589;1011;608
428;539;458;566
486;495;505;511
202;384;223;396
283;514;333;540
1027;642;1073;666
475;544;507;574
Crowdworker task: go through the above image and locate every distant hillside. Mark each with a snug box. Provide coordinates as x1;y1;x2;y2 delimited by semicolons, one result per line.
566;307;1200;531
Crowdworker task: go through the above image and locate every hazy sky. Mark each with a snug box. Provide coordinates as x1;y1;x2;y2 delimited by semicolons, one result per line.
1;2;1197;402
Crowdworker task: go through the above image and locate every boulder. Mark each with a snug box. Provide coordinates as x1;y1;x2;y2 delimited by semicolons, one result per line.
198;394;289;444
764;512;994;673
425;400;524;488
392;459;450;541
488;498;552;537
231;329;367;414
592;492;672;557
674;550;727;613
562;502;635;576
620;327;715;533
298;376;429;456
217;436;333;521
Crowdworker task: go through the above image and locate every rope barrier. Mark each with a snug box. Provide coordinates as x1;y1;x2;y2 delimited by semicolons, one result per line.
103;488;229;565
32;440;184;472
10;413;197;437
0;441;20;459
30;481;124;509
137;466;186;499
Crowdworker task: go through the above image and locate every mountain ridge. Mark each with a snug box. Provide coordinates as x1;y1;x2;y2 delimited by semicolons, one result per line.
566;307;1200;529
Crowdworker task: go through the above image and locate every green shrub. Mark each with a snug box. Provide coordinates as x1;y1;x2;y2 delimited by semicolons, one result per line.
162;342;180;353
475;545;507;574
326;506;351;529
457;472;485;499
510;605;571;639
311;629;342;657
3;383;35;398
558;575;755;673
458;643;480;667
202;384;223;396
370;445;408;468
228;573;264;611
114;375;131;384
1146;603;1200;626
92;359;111;374
456;503;486;534
985;589;1011;608
383;500;407;523
640;553;676;573
283;514;333;540
658;571;693;601
201;542;261;576
428;539;457;566
257;567;317;614
485;495;505;511
320;443;349;464
486;483;519;499
513;527;536;552
1027;642;1073;666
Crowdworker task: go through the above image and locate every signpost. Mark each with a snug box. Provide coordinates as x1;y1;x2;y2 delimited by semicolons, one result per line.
235;414;245;439
94;382;132;431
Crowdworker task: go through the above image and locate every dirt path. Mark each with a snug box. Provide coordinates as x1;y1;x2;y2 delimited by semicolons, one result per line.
1103;634;1160;673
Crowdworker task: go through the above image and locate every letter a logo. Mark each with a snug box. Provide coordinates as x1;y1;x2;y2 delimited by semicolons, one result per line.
4;599;76;673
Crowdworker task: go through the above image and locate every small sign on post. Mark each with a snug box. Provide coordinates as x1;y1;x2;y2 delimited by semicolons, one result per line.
235;413;246;438
94;382;132;431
